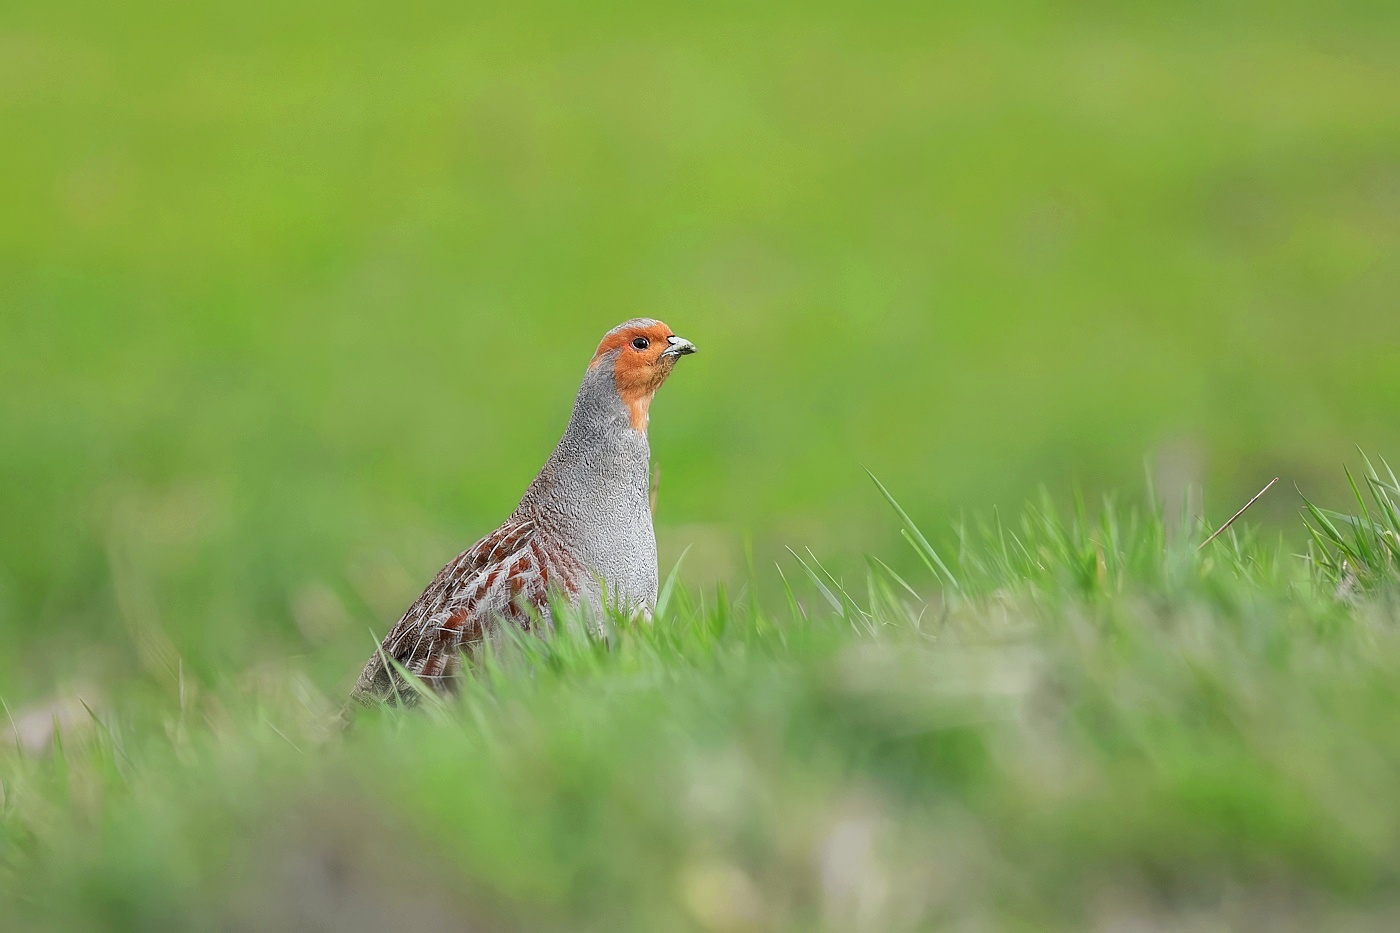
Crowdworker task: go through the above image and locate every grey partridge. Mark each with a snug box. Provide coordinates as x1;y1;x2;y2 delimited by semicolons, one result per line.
351;319;696;705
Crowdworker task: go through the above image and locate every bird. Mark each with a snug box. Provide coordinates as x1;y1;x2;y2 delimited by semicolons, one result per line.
350;319;697;705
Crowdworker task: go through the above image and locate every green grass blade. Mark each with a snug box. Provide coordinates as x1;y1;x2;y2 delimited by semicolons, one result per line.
866;469;961;591
656;544;692;618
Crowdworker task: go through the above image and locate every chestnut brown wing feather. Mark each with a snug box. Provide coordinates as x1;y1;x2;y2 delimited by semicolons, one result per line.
350;519;581;705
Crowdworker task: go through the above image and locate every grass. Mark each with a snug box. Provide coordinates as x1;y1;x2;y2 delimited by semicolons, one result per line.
1304;453;1400;597
4;474;1400;931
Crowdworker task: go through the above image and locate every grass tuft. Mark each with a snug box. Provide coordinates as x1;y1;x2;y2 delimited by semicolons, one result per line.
1302;452;1400;596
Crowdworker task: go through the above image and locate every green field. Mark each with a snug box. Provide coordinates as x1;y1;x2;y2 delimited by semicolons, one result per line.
5;480;1400;929
3;1;1400;928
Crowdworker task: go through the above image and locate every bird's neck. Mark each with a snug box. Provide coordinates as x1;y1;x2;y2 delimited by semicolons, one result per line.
524;364;652;514
565;363;651;445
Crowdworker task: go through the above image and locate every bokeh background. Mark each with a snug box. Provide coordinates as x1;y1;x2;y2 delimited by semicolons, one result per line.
2;0;1398;698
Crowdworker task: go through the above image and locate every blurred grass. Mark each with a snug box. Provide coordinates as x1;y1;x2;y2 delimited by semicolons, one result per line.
2;4;1399;691
5;488;1400;930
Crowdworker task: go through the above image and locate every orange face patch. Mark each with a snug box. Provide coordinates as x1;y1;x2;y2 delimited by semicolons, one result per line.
591;321;680;432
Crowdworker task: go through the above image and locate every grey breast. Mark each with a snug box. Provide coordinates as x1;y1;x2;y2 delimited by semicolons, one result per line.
519;355;659;613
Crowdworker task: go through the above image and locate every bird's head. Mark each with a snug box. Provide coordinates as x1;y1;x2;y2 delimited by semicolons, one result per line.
590;318;696;432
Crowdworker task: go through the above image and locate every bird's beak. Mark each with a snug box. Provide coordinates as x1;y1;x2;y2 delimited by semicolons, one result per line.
661;335;697;358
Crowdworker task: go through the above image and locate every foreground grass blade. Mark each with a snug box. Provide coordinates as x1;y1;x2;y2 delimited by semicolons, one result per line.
866;469;961;591
655;545;692;618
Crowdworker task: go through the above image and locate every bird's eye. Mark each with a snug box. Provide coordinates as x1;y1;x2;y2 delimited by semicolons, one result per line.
631;337;650;351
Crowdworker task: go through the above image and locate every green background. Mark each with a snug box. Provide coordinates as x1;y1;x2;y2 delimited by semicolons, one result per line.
2;0;1398;697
